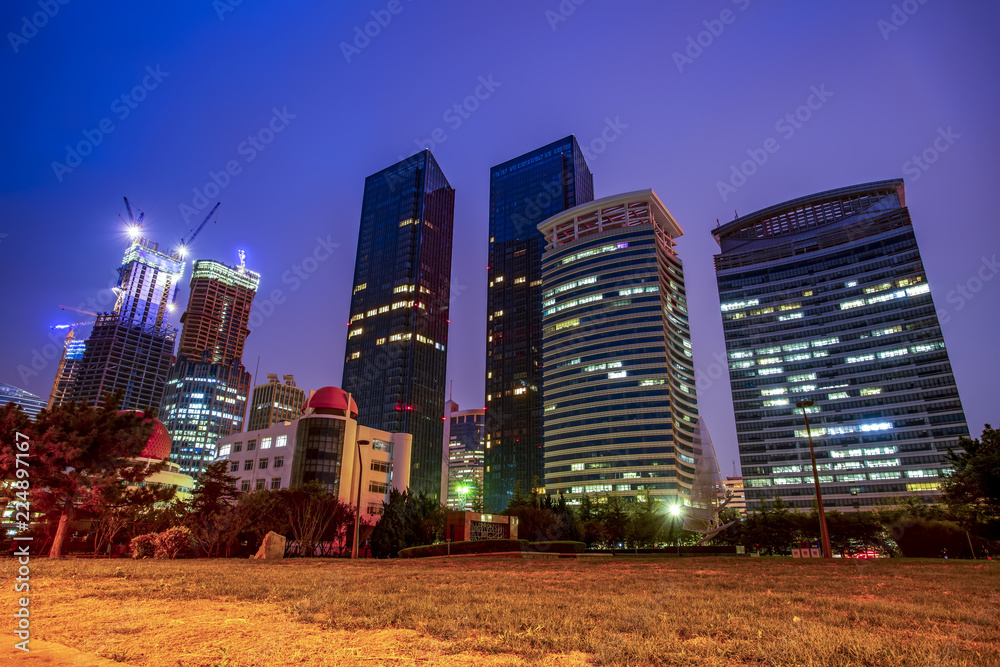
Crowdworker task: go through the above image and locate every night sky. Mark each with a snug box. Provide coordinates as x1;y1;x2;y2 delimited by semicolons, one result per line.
2;0;998;472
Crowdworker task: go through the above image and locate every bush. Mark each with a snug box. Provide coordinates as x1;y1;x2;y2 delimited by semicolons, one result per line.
153;526;194;559
527;541;586;553
399;539;528;559
130;533;156;559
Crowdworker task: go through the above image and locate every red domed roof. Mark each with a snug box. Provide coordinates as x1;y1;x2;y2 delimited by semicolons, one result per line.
305;386;358;417
119;411;172;460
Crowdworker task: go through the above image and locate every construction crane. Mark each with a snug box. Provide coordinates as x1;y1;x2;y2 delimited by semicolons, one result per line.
47;320;95;409
59;305;99;317
122;196;145;238
177;202;220;258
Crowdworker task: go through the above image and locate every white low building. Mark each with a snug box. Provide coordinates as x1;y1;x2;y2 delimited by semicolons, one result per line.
215;386;411;516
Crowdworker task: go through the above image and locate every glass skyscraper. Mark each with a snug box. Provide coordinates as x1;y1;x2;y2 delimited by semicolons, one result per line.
712;179;968;511
538;190;699;503
159;258;260;475
66;236;184;411
342;150;454;499
484;136;593;511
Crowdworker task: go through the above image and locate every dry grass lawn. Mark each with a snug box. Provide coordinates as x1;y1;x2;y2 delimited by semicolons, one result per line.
2;556;998;666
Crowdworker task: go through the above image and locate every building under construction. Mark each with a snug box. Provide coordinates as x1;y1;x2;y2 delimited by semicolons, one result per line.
64;235;184;411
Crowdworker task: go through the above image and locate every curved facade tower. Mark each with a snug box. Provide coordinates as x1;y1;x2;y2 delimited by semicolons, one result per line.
537;190;699;504
712;180;968;511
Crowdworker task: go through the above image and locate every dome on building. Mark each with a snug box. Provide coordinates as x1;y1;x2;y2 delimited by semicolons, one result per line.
119;411;172;460
304;386;358;418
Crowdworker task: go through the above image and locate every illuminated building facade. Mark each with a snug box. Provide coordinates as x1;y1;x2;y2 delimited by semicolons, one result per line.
215;387;411;517
0;382;47;420
160;258;260;475
446;405;486;511
342;150;454;499
538;190;698;503
712;180;968;511
484;136;593;512
248;374;305;432
67;237;184;411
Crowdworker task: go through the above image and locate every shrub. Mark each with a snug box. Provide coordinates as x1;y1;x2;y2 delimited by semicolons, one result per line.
130;533;156;559
527;541;586;554
153;526;194;559
399;539;528;559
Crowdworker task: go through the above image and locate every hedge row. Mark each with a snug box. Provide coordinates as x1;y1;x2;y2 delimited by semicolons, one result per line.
399;539;528;558
398;539;587;558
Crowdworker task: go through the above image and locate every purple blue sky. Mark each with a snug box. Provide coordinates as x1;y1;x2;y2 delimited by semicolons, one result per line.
2;1;998;471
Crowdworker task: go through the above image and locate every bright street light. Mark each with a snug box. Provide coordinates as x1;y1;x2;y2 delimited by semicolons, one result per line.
668;504;682;517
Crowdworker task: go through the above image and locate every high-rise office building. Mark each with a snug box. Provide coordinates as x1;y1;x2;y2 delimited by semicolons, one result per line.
446;404;486;511
712;180;968;511
248;374;305;432
67;237;184;411
0;382;47;420
342;150;454;498
484;136;594;511
160;258;260;475
537;190;699;503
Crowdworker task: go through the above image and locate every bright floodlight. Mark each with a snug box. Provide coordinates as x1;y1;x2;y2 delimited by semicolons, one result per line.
167;303;177;312
126;225;141;239
669;504;682;517
177;245;189;258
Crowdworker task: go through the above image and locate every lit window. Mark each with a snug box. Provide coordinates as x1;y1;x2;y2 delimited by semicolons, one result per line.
905;284;930;297
721;299;759;312
846;354;874;364
827;392;849;400
729;351;754;359
218;444;231;457
757;357;782;365
261;437;272;450
878;348;908;359
348;328;363;337
276;435;287;448
353;283;366;294
350;351;361;360
763;399;788;407
608;371;627;379
758;367;783;376
860;387;882;396
840;299;865;310
761;388;786;396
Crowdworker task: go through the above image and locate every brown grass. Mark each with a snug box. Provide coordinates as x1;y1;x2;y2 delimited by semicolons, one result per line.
3;556;999;666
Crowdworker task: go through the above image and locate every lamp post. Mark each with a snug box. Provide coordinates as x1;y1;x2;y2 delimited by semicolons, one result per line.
796;400;832;559
351;438;371;559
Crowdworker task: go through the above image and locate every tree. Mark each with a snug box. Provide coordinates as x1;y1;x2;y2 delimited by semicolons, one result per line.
280;481;353;557
944;425;1000;514
0;394;156;559
370;488;446;558
185;460;243;557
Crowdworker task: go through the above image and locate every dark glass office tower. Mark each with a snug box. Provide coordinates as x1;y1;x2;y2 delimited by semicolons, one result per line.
484;136;594;511
342;150;455;499
712;180;968;511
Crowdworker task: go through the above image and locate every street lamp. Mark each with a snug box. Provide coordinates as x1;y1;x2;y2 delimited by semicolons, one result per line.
351;438;371;559
796;400;832;558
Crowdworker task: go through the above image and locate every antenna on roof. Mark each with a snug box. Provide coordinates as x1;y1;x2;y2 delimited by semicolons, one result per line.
734;210;739;220
716;218;720;227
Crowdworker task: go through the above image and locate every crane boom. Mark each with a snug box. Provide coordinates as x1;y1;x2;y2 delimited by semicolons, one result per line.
180;202;220;249
59;305;99;317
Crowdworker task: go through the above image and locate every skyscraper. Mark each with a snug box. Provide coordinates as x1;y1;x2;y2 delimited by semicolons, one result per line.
712;180;968;511
445;403;486;511
342;150;454;498
67;236;184;411
247;374;305;431
0;382;47;420
159;257;260;474
484;136;594;511
537;190;698;503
